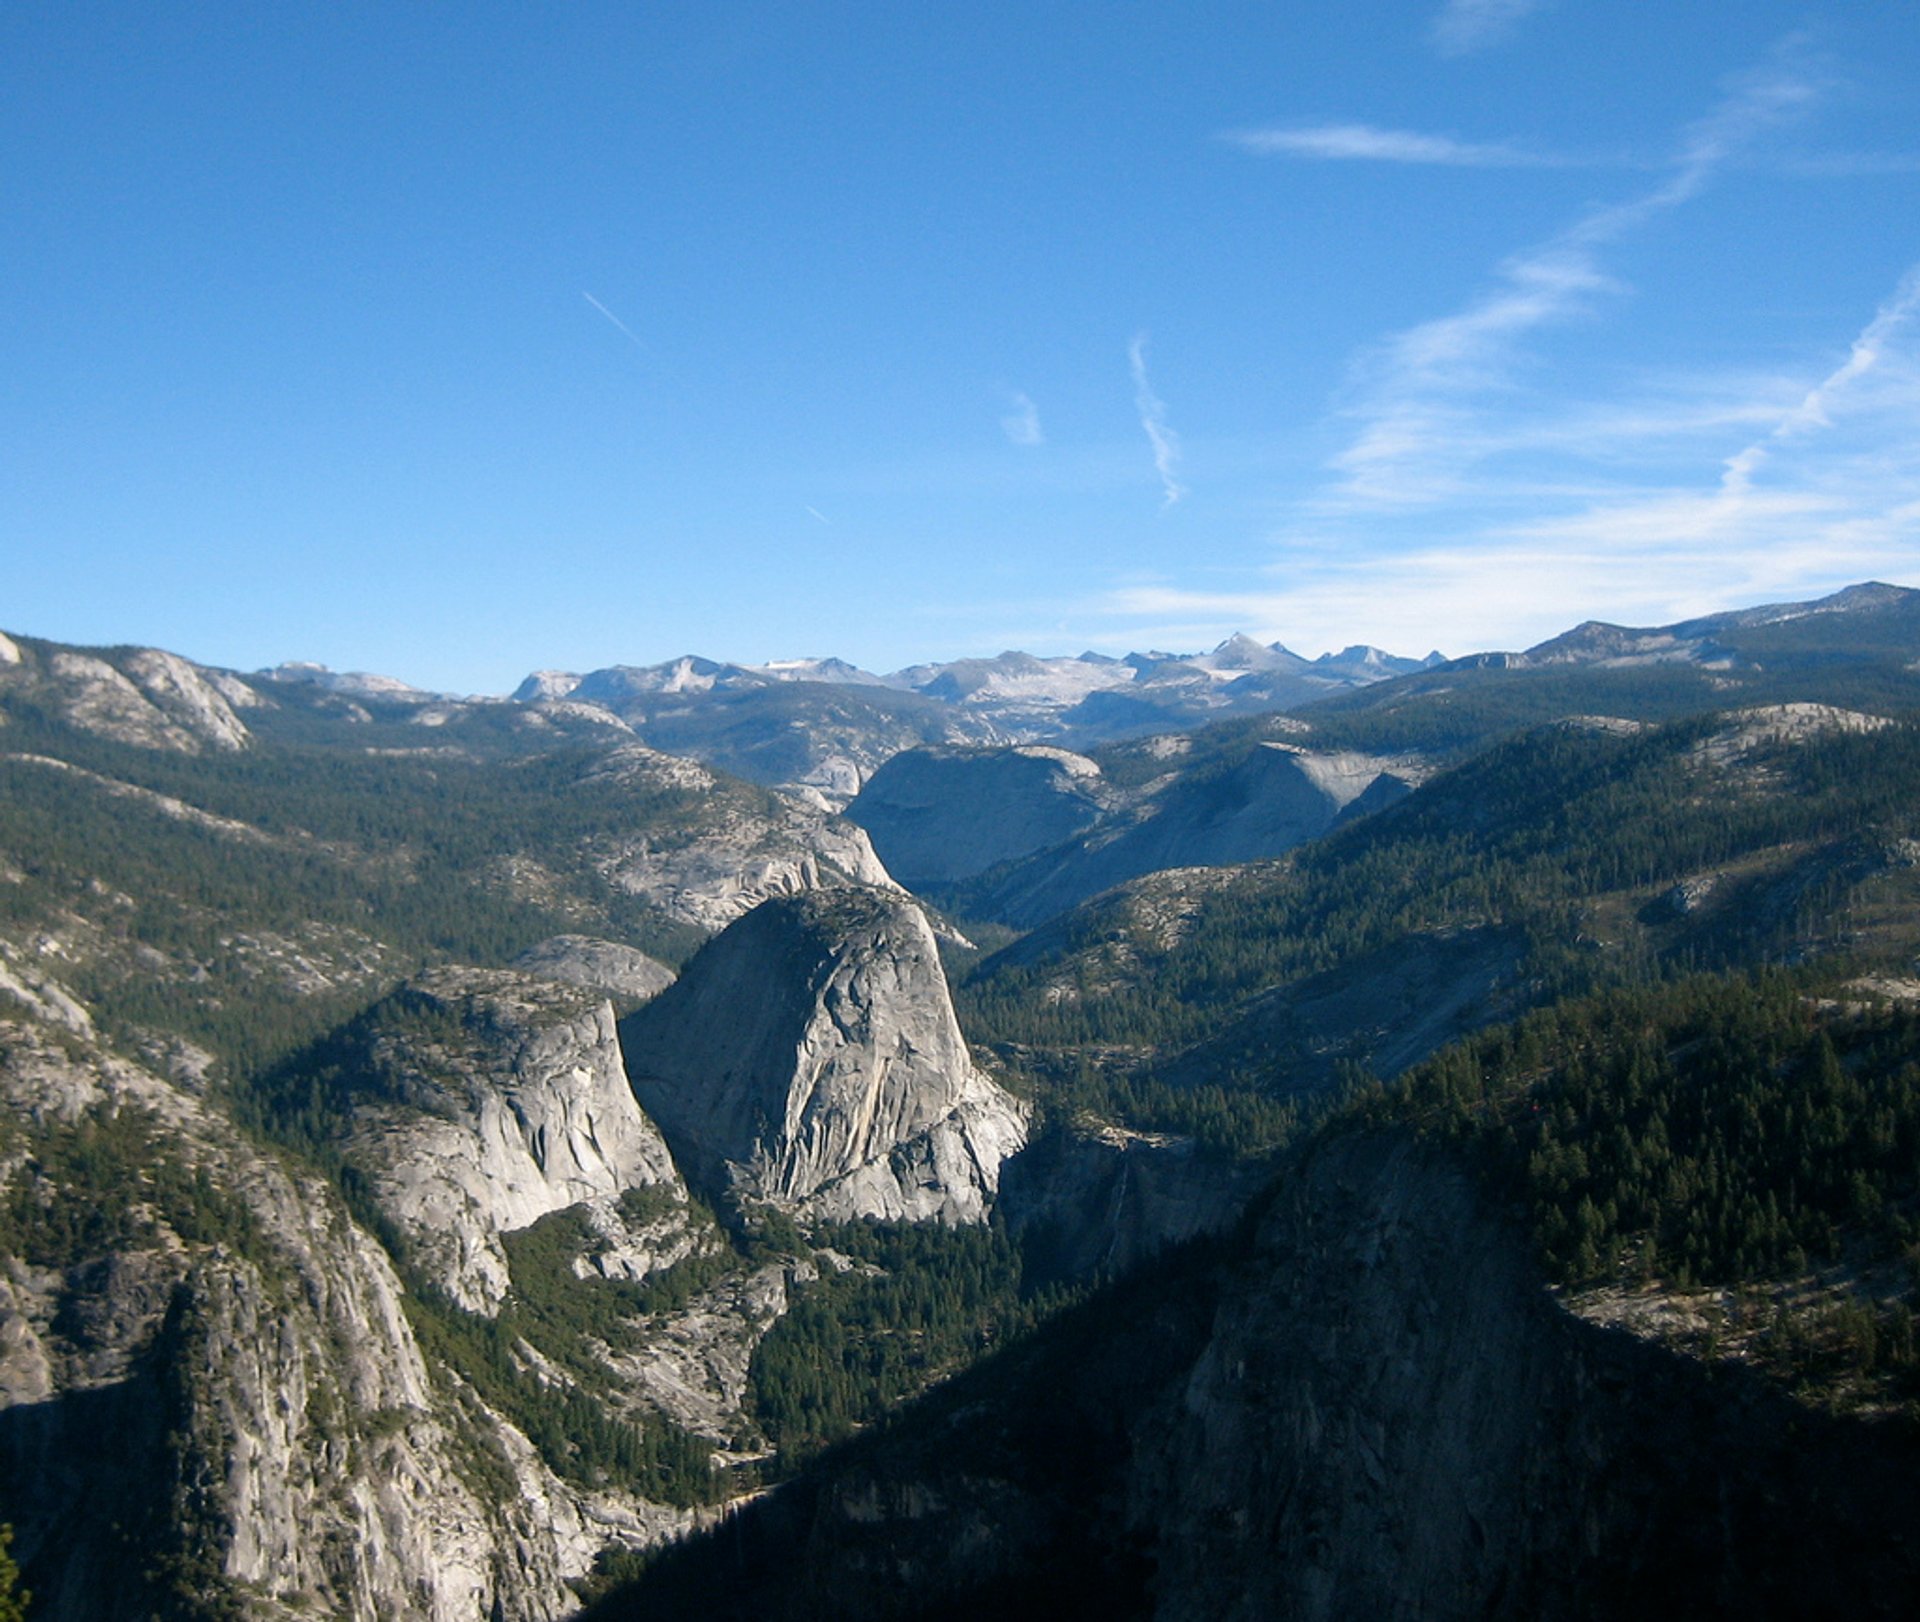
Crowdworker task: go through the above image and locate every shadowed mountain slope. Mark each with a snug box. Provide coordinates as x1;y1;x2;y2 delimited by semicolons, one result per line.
583;1129;1920;1621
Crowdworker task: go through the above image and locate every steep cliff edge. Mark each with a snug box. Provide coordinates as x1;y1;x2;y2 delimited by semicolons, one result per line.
621;888;1027;1223
961;741;1418;928
996;1118;1272;1283
586;1129;1920;1620
0;1006;691;1622
1130;1131;1920;1619
845;744;1114;886
322;967;685;1313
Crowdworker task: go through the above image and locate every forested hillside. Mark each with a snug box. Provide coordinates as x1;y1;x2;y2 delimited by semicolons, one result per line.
6;590;1920;1618
959;707;1920;1072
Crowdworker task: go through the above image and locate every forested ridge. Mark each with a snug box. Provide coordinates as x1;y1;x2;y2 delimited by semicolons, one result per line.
1356;968;1920;1413
958;712;1920;1058
10;604;1920;1617
0;696;741;1077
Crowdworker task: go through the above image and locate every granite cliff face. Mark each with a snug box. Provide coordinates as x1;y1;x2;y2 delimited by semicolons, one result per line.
1130;1132;1920;1620
621;888;1027;1223
0;1002;690;1622
954;740;1420;927
845;744;1115;886
325;968;684;1313
0;639;252;754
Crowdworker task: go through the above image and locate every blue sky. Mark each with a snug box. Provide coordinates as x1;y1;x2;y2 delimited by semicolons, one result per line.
5;2;1919;692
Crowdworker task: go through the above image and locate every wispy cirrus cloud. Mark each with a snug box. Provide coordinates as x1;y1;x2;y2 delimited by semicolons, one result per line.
1092;481;1920;661
1225;122;1566;168
1128;334;1187;509
1094;250;1920;658
1077;41;1920;661
1001;391;1044;447
1721;260;1920;496
1431;0;1545;57
1331;48;1824;506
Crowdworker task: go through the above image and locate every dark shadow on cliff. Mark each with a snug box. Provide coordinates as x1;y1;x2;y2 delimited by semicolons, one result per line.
0;1285;218;1622
576;1230;1222;1621
578;1127;1920;1622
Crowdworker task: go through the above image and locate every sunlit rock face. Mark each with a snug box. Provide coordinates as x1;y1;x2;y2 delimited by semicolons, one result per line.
0;641;253;753
0;1005;685;1622
621;887;1027;1224
512;934;678;1003
331;967;683;1313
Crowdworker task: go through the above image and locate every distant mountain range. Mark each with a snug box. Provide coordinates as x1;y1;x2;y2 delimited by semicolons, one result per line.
266;635;1444;734
254;582;1920;722
240;583;1919;799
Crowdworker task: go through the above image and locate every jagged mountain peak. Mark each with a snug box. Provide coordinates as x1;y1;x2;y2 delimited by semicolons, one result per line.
1199;634;1310;677
750;655;889;686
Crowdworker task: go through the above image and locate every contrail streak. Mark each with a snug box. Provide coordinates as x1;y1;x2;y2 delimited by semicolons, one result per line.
582;291;646;350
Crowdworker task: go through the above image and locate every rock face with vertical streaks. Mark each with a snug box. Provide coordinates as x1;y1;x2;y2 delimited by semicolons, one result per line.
621;888;1027;1223
0;1007;691;1622
0;640;252;753
329;967;684;1313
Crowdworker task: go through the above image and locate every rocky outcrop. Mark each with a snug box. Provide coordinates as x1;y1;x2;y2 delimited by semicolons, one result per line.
1691;701;1893;769
0;644;253;753
621;888;1027;1223
513;670;583;702
598;1260;813;1441
601;824;898;934
257;660;438;702
0;937;97;1038
327;967;684;1313
120;649;253;749
846;744;1115;885
0;1010;687;1622
583;746;902;932
513;934;678;1003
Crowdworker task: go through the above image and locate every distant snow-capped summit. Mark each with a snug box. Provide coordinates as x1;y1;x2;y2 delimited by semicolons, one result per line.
259;661;439;702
